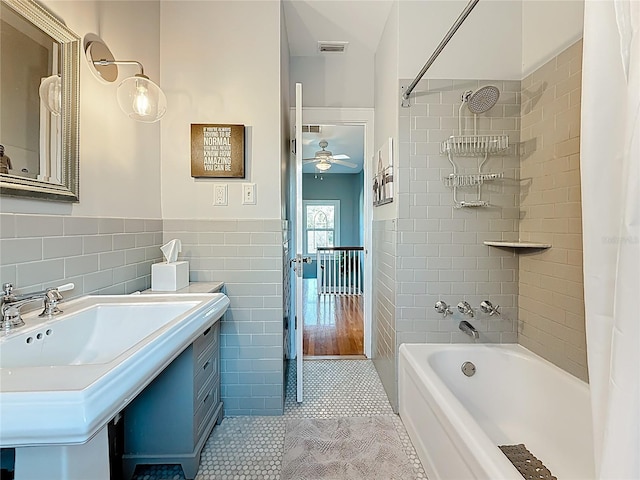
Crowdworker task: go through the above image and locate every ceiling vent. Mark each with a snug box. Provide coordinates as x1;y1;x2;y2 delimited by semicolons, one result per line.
318;41;348;54
303;125;322;133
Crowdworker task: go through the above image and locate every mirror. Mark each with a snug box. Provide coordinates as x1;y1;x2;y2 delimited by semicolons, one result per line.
0;0;79;202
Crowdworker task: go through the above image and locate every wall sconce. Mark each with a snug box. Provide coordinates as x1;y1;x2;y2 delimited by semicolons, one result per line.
39;75;62;116
84;37;166;123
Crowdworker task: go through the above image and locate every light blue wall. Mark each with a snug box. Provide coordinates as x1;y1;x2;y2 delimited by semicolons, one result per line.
302;173;363;277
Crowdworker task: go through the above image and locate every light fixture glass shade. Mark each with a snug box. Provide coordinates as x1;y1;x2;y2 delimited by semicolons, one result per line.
116;74;167;123
39;75;62;116
316;162;331;171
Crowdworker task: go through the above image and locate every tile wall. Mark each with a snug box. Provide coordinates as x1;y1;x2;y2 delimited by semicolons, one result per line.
0;214;163;299
396;78;522;343
518;40;587;381
372;219;397;410
373;79;522;410
163;218;285;415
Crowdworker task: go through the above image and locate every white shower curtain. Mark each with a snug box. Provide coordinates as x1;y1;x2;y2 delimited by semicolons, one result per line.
581;1;639;479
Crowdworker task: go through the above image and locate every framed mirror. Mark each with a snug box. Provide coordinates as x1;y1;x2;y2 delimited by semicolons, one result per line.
0;0;79;202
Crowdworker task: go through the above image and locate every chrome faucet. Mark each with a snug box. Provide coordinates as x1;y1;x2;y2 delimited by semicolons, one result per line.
480;300;501;316
457;301;474;317
434;300;453;317
459;320;479;340
1;283;74;332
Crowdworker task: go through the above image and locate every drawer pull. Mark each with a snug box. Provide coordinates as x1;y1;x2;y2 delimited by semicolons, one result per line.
202;326;211;337
203;393;210;404
203;361;210;371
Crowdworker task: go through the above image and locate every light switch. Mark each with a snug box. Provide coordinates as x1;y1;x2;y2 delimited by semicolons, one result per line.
214;184;228;205
242;183;256;205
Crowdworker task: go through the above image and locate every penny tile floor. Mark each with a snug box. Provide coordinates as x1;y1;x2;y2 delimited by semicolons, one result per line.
131;360;426;480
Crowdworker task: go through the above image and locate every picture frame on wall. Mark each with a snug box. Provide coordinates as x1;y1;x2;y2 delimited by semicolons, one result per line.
190;124;245;178
373;137;393;206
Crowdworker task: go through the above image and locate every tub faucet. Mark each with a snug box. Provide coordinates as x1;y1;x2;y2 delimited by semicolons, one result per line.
459;320;479;340
457;301;474;317
1;283;74;332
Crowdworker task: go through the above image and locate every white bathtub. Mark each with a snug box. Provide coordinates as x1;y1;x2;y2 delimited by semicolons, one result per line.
399;343;594;480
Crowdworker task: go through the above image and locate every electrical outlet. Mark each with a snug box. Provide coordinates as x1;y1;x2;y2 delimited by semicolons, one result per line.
242;183;256;205
213;184;228;205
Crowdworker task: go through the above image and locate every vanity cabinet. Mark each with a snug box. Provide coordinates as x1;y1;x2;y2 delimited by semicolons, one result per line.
122;320;222;480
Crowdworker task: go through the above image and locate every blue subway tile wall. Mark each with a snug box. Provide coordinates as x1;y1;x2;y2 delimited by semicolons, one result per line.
0;214;163;300
164;219;284;416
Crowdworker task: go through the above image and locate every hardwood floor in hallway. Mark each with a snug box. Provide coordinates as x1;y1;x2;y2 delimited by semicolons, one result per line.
302;278;364;356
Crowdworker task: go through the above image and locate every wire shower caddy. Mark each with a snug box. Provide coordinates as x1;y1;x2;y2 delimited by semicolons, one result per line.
441;92;509;208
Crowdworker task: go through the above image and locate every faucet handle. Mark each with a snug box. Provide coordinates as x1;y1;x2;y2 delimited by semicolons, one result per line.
434;300;453;317
457;301;474;317
480;300;500;316
56;282;76;292
2;283;13;296
52;283;74;293
39;283;74;318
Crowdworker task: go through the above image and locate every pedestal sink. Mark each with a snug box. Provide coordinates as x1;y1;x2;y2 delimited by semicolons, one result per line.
0;292;230;480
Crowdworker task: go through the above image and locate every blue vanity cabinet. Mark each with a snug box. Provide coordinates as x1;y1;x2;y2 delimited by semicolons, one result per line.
121;320;222;480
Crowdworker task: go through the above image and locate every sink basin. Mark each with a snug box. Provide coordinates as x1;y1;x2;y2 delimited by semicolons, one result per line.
0;293;229;447
0;301;200;368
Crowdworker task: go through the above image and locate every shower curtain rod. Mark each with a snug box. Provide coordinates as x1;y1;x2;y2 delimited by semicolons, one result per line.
401;0;480;107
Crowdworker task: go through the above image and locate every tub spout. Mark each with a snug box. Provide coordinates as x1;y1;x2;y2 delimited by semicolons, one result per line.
459;320;479;340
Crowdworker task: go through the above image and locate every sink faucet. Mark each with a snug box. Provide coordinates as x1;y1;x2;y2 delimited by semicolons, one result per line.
1;283;74;332
459;320;479;340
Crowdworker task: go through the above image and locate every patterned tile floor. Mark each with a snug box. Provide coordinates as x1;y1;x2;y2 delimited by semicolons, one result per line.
132;360;426;480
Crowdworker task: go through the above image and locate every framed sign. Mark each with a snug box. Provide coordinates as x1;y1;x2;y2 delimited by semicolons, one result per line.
191;124;245;178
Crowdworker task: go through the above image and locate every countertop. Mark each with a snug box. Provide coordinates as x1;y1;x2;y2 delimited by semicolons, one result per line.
142;281;225;294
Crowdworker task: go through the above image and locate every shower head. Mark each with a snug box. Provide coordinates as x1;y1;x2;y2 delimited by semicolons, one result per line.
465;85;500;114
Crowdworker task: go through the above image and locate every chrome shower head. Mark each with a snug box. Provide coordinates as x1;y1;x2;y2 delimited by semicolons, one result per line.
466;85;500;114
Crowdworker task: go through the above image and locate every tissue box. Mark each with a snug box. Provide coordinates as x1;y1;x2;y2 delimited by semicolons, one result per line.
151;261;189;291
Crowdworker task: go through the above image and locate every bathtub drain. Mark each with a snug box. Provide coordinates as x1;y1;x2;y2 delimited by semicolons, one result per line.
499;444;557;480
461;361;476;377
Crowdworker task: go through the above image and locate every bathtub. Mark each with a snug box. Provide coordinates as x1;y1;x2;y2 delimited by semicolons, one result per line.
398;344;594;480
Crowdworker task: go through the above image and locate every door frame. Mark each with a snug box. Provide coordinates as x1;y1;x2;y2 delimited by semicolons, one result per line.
289;107;375;358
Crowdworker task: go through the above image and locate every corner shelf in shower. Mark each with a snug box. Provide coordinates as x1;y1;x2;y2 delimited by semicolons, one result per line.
484;241;552;249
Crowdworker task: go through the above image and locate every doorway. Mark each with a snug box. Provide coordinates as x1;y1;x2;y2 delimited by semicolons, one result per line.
300;124;367;358
289;103;374;402
291;107;374;356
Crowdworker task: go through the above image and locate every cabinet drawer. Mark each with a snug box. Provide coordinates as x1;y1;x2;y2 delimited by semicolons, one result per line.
193;321;219;360
194;351;217;405
194;383;219;442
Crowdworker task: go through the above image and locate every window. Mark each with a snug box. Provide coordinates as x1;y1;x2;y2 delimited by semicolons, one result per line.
303;200;340;254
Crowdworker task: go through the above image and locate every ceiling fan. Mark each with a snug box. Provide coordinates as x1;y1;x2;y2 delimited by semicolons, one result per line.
303;140;357;171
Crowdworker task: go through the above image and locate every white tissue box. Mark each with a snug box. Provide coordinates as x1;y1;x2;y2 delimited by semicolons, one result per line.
151;261;189;291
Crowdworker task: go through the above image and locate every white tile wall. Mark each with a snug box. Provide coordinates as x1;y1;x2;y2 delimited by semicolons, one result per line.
518;40;587;381
396;77;521;345
372;219;398;412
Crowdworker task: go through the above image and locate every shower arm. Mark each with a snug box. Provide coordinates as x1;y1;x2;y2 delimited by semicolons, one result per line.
401;0;480;107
